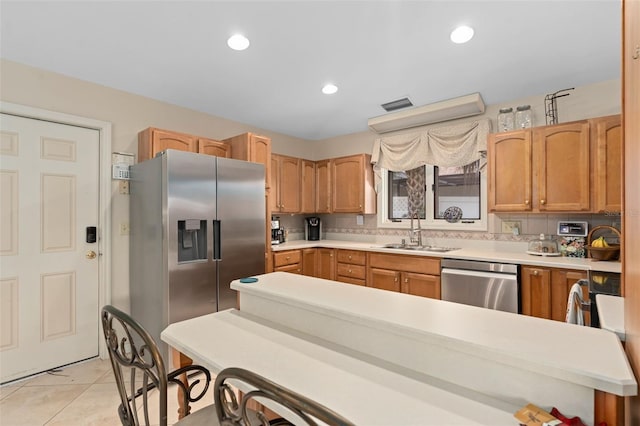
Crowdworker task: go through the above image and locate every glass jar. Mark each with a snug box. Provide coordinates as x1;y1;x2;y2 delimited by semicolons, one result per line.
497;107;514;132
515;105;533;129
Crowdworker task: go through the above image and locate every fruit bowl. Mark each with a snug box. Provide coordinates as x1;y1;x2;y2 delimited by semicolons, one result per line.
586;245;620;261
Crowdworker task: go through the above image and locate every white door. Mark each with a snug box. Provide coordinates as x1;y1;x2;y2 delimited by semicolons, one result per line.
0;113;100;383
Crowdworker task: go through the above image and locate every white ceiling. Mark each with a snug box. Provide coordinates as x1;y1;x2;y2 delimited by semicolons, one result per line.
0;1;621;140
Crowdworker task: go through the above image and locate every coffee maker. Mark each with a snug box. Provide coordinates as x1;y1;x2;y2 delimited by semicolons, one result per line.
305;217;322;241
271;218;284;245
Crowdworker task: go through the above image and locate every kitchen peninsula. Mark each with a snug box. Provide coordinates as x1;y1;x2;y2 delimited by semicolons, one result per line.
162;272;636;425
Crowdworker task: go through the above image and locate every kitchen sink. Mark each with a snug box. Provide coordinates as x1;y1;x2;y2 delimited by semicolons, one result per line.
376;244;460;253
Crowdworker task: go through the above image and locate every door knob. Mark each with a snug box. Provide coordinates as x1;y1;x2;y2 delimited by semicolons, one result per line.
86;250;97;259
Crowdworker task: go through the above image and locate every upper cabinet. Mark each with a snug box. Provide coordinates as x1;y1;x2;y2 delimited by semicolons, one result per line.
138;128;231;162
138;128;197;162
592;115;622;213
332;154;376;214
271;154;301;214
488;115;620;213
224;133;272;190
315;160;332;213
535;121;591;212
301;160;316;214
197;137;230;158
488;130;532;212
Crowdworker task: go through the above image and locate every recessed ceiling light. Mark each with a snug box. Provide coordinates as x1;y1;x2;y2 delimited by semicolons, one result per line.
227;34;250;51
450;25;474;44
322;84;338;95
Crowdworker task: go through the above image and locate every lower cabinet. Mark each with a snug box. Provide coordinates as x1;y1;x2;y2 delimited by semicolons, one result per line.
336;249;366;286
316;248;336;280
367;253;441;300
521;265;588;322
273;249;302;274
301;248;317;276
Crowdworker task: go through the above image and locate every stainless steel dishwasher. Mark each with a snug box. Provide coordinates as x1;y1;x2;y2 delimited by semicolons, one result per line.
441;259;519;313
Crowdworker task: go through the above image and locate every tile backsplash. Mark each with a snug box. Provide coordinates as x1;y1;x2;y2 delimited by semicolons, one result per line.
277;212;621;243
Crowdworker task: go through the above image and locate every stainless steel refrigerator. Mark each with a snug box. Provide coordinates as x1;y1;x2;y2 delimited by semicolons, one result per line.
129;149;265;359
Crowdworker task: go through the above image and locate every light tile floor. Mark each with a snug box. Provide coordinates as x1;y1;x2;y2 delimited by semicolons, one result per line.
0;358;210;426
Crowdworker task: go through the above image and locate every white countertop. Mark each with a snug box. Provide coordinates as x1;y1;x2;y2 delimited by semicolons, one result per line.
162;309;518;425
232;272;637;397
596;294;626;341
272;239;622;273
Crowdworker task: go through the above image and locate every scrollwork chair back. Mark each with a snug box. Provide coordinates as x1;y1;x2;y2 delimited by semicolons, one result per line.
101;305;212;426
214;367;354;426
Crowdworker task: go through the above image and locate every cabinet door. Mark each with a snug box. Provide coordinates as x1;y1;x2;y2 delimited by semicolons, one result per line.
302;248;317;277
401;272;441;300
273;250;301;268
316;248;336;280
270;156;280;212
251;135;271;190
521;267;552;319
535;122;590;211
333;155;364;213
593;115;622;213
551;269;588;323
368;268;400;292
138;128;196;162
197;138;230;158
274;263;301;274
301;160;316;213
315;160;332;213
279;156;301;213
487;130;532;212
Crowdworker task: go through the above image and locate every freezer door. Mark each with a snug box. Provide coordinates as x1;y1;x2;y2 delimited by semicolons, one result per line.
216;158;266;311
166;150;218;324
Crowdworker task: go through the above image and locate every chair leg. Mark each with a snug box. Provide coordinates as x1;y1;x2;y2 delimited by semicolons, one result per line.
172;348;193;419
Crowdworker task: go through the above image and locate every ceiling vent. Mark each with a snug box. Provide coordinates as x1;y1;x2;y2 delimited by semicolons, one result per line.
381;97;413;112
368;92;485;134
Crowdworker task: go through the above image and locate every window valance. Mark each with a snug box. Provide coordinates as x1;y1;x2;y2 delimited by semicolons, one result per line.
370;118;491;172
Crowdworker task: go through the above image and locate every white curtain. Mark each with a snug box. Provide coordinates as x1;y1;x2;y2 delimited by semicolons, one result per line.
371;118;492;173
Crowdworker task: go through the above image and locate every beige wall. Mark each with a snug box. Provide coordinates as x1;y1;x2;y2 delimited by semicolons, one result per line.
0;58;621;311
311;78;621;160
0;59;311;311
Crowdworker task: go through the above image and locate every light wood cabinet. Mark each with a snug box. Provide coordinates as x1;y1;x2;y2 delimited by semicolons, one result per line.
488;130;532;212
336;250;366;286
332;154;376;214
197;137;230;158
138;128;233;162
302;248;317;277
315;160;332;213
224;133;271;190
273;249;302;274
489;116;621;213
271;154;301;214
521;266;588;322
592;115;622;213
316;248;336;280
534;121;591;211
367;253;441;299
301;160;316;214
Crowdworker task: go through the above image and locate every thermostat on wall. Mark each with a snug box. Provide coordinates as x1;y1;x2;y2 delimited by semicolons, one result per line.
557;221;588;237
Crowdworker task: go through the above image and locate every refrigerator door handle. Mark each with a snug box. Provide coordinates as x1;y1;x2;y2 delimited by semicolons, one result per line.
213;220;221;260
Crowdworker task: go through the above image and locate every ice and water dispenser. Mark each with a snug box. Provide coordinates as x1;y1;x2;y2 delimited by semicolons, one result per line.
177;219;207;262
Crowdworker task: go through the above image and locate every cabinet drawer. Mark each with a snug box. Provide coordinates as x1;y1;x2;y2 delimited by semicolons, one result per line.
337;263;366;280
274;264;301;274
273;250;301;267
368;253;440;275
337;249;366;265
336;276;365;286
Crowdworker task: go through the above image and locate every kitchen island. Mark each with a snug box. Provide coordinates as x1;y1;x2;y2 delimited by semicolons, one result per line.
163;272;636;425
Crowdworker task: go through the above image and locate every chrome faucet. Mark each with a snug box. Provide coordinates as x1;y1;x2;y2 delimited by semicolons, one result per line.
409;211;423;247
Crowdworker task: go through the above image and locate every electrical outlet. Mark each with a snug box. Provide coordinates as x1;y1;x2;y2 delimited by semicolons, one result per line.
120;222;130;236
119;180;130;195
502;220;521;234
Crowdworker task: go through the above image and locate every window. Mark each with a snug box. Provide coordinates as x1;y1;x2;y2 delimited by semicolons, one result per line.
378;161;487;231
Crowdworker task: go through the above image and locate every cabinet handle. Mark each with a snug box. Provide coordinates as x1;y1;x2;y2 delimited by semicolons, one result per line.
394;276;398;282
525;200;530;205
330;253;333;257
404;278;408;283
533;270;539;276
540;199;546;205
348;269;352;274
348;255;352;260
285;256;290;260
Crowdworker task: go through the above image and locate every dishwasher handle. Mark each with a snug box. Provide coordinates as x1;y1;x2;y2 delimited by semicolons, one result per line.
441;268;518;281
